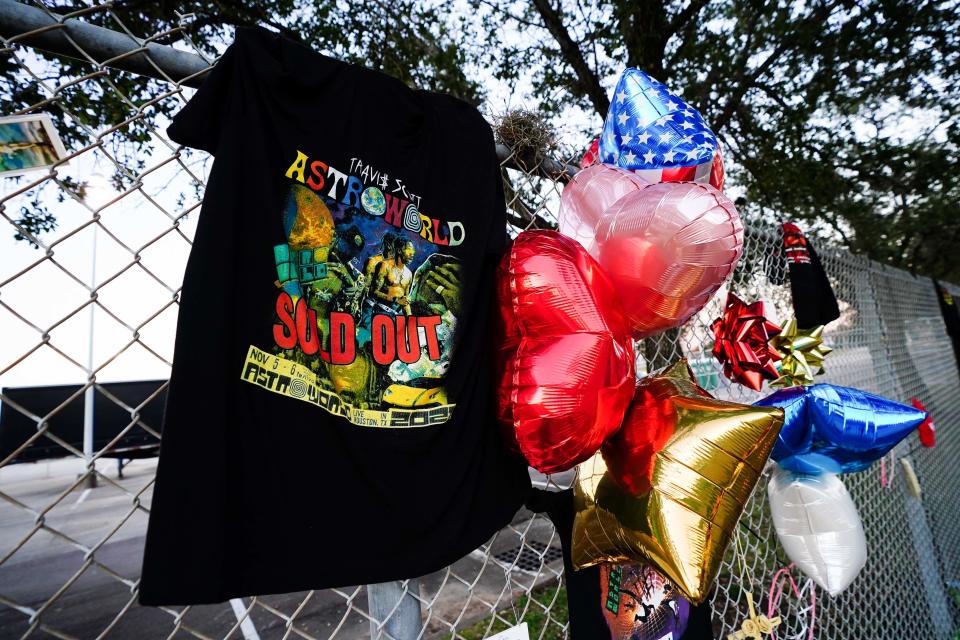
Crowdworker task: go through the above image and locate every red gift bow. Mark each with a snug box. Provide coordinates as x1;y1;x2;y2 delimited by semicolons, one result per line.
911;398;936;448
711;293;782;391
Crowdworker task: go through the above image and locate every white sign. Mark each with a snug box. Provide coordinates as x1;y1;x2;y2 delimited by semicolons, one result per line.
487;622;530;640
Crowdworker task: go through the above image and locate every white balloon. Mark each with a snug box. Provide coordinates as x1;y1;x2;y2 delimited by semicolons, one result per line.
767;465;867;596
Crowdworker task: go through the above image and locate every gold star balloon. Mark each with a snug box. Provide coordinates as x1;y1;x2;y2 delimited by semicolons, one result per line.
572;360;784;603
768;318;832;387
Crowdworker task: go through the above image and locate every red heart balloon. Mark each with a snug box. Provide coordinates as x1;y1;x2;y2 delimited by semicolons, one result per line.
496;230;635;474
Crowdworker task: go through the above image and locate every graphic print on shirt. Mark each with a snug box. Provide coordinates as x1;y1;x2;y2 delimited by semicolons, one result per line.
600;563;688;640
240;151;466;428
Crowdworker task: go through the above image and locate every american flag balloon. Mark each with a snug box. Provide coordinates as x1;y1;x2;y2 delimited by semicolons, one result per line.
599;69;724;190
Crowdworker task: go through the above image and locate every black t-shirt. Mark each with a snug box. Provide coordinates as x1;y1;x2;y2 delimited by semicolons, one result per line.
139;26;531;606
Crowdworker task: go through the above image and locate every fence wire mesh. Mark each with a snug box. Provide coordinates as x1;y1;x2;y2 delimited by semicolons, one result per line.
1;4;959;639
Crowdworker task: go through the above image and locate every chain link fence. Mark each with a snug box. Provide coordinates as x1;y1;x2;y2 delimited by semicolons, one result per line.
1;3;959;639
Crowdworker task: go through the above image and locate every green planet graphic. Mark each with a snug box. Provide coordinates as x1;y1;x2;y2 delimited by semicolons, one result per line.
361;186;386;216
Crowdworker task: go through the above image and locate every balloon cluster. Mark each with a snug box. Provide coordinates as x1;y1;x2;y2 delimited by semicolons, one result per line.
514;67;936;610
495;253;785;603
494;68;774;605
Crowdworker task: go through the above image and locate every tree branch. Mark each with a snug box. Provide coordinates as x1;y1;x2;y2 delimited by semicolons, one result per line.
665;0;710;39
711;0;843;133
530;0;609;117
475;0;542;29
616;1;668;78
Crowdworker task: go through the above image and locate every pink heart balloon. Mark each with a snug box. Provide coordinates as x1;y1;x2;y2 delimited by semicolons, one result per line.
593;182;743;338
557;164;648;253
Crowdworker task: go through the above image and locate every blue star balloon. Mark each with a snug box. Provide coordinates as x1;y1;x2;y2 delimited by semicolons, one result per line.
599;69;721;186
755;384;927;474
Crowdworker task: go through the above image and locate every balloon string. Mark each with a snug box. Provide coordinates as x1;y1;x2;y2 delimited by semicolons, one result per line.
734;524;751;590
889;449;896;488
766;563;816;640
880;449;897;489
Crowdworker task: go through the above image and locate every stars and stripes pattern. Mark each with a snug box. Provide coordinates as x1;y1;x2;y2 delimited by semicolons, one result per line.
598;69;722;187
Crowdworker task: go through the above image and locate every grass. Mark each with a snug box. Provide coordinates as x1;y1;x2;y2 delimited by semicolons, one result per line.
452;584;569;640
949;585;960;639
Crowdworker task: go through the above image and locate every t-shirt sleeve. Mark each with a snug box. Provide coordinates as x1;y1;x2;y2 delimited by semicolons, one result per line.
166;39;241;154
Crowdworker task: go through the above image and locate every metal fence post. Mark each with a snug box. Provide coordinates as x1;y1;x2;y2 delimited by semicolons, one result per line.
367;579;424;640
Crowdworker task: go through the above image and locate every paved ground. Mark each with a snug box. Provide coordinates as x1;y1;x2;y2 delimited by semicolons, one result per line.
0;459;564;639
